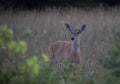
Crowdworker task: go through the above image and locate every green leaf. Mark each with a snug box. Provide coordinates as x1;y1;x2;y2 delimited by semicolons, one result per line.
41;53;48;62
19;41;27;53
26;56;37;66
32;64;40;75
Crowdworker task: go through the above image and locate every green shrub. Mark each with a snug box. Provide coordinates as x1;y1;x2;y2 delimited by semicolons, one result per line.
101;32;120;84
0;25;27;84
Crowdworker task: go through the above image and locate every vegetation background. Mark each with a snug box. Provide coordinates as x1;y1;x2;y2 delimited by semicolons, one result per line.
0;0;120;84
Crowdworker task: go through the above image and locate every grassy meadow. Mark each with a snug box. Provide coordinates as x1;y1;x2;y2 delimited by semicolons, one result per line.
0;7;120;83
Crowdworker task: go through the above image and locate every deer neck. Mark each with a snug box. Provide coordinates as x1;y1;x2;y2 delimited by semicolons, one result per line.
72;35;80;53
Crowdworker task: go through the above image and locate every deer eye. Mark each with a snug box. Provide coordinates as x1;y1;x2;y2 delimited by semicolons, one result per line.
71;31;74;34
76;31;80;34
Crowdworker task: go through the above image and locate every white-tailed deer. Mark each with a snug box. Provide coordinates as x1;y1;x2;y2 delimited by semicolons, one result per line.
47;24;86;72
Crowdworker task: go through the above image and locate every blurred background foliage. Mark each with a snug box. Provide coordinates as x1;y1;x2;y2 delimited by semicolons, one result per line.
0;21;120;83
0;0;120;10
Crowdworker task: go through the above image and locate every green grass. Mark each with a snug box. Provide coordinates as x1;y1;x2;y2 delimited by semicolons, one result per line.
0;7;120;83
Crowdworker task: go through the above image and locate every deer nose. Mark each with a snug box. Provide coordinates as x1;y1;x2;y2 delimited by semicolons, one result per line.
71;38;74;40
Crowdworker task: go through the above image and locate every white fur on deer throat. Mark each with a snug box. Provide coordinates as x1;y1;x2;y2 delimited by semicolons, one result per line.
72;35;80;53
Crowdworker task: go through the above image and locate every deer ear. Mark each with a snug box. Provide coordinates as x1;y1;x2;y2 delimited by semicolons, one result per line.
80;24;86;32
77;24;86;34
65;24;73;31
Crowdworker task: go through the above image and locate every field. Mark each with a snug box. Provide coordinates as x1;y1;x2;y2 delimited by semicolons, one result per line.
0;7;120;83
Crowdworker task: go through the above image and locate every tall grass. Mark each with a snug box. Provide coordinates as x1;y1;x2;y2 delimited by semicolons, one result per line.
0;7;120;80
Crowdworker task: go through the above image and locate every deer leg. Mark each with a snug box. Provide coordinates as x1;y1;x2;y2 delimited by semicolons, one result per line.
54;59;63;74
